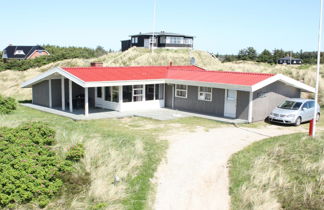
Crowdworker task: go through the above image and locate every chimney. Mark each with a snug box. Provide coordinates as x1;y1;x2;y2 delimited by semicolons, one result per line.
90;62;103;67
169;61;173;66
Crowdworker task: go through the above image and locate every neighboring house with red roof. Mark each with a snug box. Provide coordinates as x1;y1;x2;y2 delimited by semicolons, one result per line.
21;63;314;122
2;45;49;61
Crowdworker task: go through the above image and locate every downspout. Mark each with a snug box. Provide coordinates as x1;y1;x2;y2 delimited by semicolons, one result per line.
248;91;253;123
172;84;175;109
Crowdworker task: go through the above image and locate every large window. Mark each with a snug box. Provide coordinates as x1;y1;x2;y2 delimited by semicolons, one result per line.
145;85;154;101
112;87;119;102
155;84;164;99
97;87;102;98
104;86;119;102
166;36;184;44
133;85;143;102
105;87;111;101
123;86;132;102
175;85;187;98
184;38;193;45
198;87;212;101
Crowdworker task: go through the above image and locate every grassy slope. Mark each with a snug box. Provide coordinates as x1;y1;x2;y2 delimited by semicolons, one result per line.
0;105;223;210
0;47;323;103
229;113;324;210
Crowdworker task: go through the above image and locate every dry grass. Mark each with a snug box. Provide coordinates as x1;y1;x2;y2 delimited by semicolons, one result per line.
229;133;324;210
0;47;322;104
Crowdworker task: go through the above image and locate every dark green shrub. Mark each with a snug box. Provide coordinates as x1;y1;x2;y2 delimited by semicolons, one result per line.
0;95;17;114
66;143;85;162
0;122;75;208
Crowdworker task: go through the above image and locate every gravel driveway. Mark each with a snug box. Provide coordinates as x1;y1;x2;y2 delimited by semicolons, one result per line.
153;125;305;210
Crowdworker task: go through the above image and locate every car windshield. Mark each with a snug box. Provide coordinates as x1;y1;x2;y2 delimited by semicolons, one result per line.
278;101;302;110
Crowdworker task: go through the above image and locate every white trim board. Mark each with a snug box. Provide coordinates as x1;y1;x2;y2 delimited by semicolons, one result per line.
251;74;315;93
22;68;315;94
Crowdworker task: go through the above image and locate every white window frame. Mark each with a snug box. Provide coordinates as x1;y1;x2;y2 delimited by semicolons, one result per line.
198;87;212;101
175;84;187;98
133;85;144;102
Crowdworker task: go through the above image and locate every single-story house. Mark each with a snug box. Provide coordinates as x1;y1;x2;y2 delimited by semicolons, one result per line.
2;45;50;60
121;31;194;51
277;56;302;65
21;64;314;122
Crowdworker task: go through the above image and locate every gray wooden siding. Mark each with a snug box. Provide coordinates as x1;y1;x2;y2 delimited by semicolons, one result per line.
165;84;225;117
51;79;62;107
32;80;49;107
252;81;301;122
236;91;249;120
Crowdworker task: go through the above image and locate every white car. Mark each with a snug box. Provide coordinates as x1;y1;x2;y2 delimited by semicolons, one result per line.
268;98;320;126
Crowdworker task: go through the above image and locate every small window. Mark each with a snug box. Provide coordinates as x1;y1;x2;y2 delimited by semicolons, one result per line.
105;87;111;101
198;87;212;101
226;90;236;101
14;50;25;55
133;85;143;102
175;84;187;98
112;86;119;102
97;87;102;98
256;92;266;98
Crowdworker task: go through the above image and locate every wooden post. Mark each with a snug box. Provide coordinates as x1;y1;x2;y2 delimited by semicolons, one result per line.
61;77;65;110
85;87;89;116
69;80;73;112
49;79;52;108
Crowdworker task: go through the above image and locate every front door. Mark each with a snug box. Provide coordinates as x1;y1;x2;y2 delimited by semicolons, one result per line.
144;39;150;48
224;89;237;118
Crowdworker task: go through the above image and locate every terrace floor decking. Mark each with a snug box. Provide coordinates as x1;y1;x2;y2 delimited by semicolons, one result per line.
21;103;248;124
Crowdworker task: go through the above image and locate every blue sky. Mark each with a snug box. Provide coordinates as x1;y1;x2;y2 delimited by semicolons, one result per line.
0;0;321;54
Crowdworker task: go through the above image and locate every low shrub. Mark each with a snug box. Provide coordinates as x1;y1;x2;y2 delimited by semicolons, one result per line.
0;122;77;208
0;95;17;114
66;143;85;162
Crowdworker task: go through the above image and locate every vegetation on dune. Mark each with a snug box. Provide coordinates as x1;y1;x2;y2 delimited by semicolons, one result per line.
229;132;324;210
0;45;109;71
0;95;17;114
219;46;324;64
0;122;84;208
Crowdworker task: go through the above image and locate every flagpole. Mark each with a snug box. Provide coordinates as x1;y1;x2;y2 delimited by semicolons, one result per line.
312;0;323;137
151;0;157;53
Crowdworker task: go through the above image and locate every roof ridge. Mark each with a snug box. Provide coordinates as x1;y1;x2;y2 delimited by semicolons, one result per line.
167;68;275;76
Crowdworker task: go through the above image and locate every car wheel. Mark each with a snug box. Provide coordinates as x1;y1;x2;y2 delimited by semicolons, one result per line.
316;113;320;122
294;117;302;126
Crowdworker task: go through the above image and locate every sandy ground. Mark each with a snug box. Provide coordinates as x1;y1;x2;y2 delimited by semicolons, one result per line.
153;124;306;210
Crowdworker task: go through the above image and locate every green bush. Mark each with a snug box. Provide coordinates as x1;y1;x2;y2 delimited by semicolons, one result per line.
66;143;85;162
0;95;17;114
0;122;76;208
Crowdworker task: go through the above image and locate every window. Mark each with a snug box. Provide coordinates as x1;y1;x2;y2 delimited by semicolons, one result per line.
131;37;138;44
184;38;193;45
112;86;119;102
160;36;166;44
14;50;25;55
123;86;132;102
175;85;187;98
105;87;111;101
198;87;212;101
226;90;236;101
256;92;266;98
145;84;154;100
133;85;143;102
97;87;102;98
155;84;164;100
309;101;315;108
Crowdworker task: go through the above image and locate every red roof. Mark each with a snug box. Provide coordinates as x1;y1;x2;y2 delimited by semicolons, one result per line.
62;65;274;86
